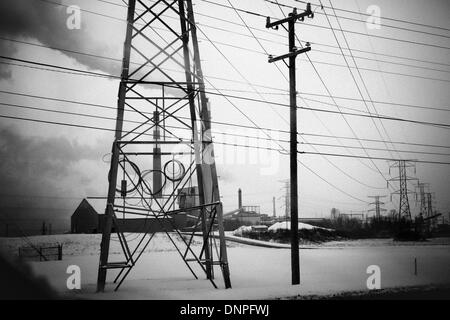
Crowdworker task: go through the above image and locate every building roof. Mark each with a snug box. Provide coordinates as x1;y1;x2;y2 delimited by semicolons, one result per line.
71;199;98;218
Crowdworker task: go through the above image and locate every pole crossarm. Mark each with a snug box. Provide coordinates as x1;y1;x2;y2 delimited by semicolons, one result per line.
268;47;311;63
265;4;314;28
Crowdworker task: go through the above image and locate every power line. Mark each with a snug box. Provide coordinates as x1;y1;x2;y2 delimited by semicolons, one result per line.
204;0;380;191
95;0;450;68
199;83;450;129
272;0;396;197
3;98;447;158
2;37;449;113
301;132;450;150
8;0;450;202
268;0;450;38
300;142;450;157
300;94;450;113
138;15;383;200
4;88;449;150
300;151;450;165
0;55;118;79
3;55;450;130
198;0;450;50
37;0;450;68
6;111;448;166
294;0;450;32
28;3;377;203
197;7;450;69
324;0;400;160
258;0;390;189
4;36;448;84
150;10;449;201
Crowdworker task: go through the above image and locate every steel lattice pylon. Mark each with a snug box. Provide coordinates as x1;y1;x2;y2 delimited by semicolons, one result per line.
368;196;387;220
388;160;417;221
415;182;430;218
97;0;231;292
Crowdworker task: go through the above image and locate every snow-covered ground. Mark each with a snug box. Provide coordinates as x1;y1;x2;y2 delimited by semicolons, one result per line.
1;234;450;299
268;221;332;232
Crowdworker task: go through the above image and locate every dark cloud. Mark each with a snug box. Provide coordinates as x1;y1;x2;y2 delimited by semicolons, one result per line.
0;0;123;78
0;0;191;95
0;126;108;227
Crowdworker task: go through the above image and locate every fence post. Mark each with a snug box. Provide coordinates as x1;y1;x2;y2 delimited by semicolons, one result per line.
58;244;63;261
414;257;418;276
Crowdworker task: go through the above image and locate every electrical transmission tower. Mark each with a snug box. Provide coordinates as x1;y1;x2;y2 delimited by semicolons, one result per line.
425;192;438;229
368;196;387;220
426;192;434;218
97;0;231;292
415;182;430;218
388;160;417;221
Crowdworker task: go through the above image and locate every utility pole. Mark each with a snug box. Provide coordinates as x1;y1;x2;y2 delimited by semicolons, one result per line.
368;196;387;220
266;3;314;286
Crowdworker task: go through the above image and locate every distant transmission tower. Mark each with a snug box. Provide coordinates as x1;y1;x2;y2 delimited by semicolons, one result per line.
415;182;430;218
97;0;231;292
426;192;435;230
388;160;417;221
426;192;434;218
368;196;387;220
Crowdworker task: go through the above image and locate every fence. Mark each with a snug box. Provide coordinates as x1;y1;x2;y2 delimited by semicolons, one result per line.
18;244;63;262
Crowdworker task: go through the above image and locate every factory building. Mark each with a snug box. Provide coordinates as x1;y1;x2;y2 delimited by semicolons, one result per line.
223;189;271;226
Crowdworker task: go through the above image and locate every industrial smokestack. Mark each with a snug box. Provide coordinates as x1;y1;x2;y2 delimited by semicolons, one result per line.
153;111;162;198
273;197;276;217
238;188;242;209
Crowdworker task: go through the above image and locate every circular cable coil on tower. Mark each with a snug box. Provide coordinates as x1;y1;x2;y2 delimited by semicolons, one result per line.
140;169;167;196
110;158;142;195
163;159;186;182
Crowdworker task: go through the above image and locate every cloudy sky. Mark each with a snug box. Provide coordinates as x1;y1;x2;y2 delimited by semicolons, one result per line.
0;0;449;230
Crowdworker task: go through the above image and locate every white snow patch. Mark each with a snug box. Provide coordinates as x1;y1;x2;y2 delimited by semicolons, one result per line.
268;221;332;232
232;226;253;236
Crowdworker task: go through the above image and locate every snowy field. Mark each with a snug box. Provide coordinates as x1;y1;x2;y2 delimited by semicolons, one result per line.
1;234;450;299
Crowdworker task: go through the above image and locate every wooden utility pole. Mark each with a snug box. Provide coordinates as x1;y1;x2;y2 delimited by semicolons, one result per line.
266;3;314;285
